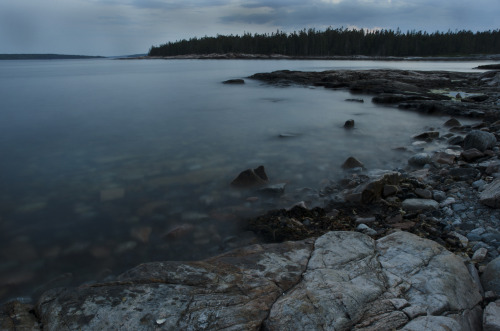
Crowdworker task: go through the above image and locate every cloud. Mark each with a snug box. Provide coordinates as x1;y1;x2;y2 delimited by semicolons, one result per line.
0;0;499;56
219;0;500;33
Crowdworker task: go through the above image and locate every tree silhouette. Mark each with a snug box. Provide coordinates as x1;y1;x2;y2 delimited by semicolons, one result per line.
149;27;500;57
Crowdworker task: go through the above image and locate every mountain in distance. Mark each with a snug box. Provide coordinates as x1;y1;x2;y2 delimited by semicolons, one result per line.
0;54;105;60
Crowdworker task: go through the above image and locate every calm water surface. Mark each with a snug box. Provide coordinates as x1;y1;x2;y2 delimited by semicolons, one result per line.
0;59;492;302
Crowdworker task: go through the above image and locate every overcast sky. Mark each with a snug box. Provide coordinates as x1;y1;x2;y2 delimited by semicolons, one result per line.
1;0;499;56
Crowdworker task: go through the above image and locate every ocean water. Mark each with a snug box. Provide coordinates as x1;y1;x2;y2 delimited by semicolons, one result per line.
0;59;492;302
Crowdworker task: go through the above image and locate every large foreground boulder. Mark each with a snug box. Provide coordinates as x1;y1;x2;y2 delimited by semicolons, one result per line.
25;231;482;330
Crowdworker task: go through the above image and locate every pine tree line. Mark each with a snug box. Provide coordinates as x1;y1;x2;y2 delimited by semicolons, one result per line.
149;27;500;57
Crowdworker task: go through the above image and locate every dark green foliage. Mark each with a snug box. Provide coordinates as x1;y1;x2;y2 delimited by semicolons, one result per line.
149;27;500;57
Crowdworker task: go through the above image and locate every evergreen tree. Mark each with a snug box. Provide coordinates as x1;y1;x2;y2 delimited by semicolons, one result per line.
148;28;500;57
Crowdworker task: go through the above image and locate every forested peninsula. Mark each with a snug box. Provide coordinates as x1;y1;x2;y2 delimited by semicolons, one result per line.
0;54;104;60
149;27;500;57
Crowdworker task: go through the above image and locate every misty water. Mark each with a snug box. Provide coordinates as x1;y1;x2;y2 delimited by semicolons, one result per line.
0;59;491;302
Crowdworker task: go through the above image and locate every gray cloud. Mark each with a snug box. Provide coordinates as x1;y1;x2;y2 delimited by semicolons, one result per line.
220;0;500;32
0;0;498;56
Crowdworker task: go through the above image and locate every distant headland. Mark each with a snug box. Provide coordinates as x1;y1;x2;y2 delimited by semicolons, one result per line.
0;54;105;60
149;27;500;58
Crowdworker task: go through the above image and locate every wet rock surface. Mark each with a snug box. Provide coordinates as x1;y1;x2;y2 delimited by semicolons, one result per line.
230;165;269;187
250;69;500;119
2;231;483;331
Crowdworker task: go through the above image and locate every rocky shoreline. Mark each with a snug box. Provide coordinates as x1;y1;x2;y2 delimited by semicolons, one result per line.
246;68;500;261
126;53;500;62
3;67;500;330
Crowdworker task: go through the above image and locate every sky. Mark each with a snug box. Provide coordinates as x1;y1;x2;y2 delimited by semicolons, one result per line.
0;0;499;56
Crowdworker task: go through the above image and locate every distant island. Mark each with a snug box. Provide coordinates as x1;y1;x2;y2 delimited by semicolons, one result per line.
0;54;105;60
149;27;500;58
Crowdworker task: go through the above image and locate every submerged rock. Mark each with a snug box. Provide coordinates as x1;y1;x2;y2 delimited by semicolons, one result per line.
444;117;462;127
257;183;287;195
408;153;431;167
412;131;440;140
100;188;125;202
30;231;482;331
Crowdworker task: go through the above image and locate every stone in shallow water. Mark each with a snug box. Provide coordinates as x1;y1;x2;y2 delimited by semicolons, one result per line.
130;227;152;244
408;153;431;167
412;131;439;140
341;156;364;170
448;135;465;145
230;165;268;187
100;188;125;202
343;119;355;128
257;183;287;195
222;79;245;84
444;117;462;127
15;201;47;213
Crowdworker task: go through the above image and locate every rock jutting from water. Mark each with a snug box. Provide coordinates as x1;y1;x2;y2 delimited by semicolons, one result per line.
249;68;500;118
343;119;355;128
222;78;245;84
230;165;269;187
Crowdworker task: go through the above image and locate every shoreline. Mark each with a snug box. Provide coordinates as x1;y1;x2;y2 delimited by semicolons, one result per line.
121;53;500;62
245;68;500;259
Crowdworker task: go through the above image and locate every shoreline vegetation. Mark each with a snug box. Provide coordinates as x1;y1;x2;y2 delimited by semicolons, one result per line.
0;54;105;60
129;52;500;62
149;27;500;58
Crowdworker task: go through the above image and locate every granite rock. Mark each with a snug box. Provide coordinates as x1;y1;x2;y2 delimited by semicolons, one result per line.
32;231;482;331
481;256;500;295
